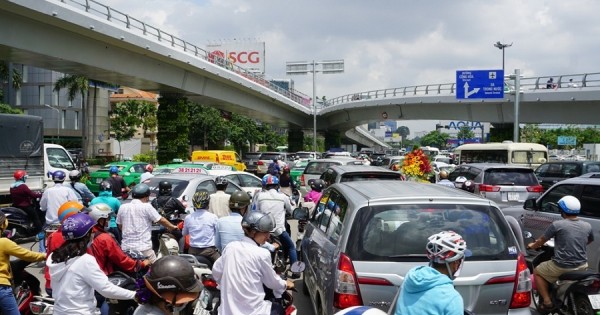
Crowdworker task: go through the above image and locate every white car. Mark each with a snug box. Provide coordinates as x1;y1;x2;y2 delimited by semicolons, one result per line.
207;170;263;198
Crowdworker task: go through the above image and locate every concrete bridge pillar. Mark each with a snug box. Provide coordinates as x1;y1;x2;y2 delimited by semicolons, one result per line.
288;129;304;153
325;130;342;151
156;94;190;164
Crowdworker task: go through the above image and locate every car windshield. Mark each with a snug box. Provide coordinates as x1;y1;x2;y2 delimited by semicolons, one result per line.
346;204;517;262
296;152;315;159
484;168;538;186
145;178;189;197
304;162;340;175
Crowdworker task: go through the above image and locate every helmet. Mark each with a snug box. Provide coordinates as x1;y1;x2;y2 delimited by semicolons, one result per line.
143;256;201;303
99;180;112;192
69;170;82;181
334;306;388;315
13;170;27;181
132;183;151;199
145;164;154;172
282;166;290;173
229;191;250;210
426;231;468;264
58;201;85;223
109;166;119;174
215;176;229;187
262;174;279;186
242;211;275;233
192;190;210;209
439;170;449;179
52;170;66;182
61;213;95;240
87;203;113;223
0;212;7;231
558;195;581;215
310;179;325;192
158;181;172;195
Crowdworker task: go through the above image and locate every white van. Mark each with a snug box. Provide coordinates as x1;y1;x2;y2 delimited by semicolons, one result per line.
44;143;77;188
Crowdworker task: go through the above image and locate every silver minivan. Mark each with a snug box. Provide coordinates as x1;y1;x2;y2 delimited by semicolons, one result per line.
300;181;531;315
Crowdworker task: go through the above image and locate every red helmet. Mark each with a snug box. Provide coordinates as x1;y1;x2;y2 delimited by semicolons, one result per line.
13;170;27;181
145;164;154;172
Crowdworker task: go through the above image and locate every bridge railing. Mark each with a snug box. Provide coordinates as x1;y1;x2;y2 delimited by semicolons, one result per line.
326;72;600;107
56;0;311;107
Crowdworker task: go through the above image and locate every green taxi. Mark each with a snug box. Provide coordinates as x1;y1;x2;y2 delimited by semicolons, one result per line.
86;161;149;195
290;160;309;185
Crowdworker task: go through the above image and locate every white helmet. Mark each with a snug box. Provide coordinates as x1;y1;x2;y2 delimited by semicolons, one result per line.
87;203;113;223
558;195;580;215
426;231;467;263
333;306;387;315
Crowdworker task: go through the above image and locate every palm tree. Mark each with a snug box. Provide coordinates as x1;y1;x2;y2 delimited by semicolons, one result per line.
54;75;89;155
0;61;23;102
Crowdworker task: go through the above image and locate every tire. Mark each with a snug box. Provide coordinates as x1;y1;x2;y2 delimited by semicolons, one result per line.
574;293;594;314
531;287;542;310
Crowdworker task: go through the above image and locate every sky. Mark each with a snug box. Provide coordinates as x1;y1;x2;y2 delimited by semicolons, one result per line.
101;0;600;135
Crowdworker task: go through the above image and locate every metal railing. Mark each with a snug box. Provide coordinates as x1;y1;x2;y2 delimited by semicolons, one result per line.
326;72;600;107
54;0;312;107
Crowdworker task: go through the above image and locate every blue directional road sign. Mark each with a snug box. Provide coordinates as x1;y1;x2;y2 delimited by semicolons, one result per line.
456;70;504;99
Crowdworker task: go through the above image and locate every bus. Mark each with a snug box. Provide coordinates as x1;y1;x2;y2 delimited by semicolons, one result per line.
454;141;548;168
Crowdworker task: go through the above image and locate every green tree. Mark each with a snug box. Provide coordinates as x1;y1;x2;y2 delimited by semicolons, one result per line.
520;124;543;143
420;130;449;148
227;113;262;153
0;104;23;114
0;61;22;101
457;126;475;140
188;103;227;150
396;126;410;139
157;96;189;164
54;75;89;153
110;100;157;157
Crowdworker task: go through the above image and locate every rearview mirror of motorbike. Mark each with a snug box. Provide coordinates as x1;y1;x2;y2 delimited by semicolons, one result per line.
290;261;306;274
292;207;309;220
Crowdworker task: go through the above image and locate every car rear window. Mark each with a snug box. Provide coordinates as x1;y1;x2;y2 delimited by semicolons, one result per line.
304;162;342;175
346;204;518;262
146;178;189;197
339;173;401;182
483;168;538;186
260;153;282;161
243;153;262;159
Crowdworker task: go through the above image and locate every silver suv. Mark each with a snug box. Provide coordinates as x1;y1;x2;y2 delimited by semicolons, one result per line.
299;180;531;314
300;157;363;194
319;164;402;187
503;173;600;272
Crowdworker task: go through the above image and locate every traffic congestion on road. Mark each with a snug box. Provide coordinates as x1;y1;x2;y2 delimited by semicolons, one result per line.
2;144;600;315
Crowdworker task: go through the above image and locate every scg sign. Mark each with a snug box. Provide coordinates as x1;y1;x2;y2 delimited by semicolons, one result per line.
210;50;260;64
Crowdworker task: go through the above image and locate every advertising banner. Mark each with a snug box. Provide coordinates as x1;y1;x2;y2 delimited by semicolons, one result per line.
206;41;265;74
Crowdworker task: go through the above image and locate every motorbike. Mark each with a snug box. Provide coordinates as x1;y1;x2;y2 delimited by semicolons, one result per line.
106;250;148;315
526;234;600;314
1;206;39;241
290;206;311;260
10;258;41;315
30;296;101;315
195;261;305;315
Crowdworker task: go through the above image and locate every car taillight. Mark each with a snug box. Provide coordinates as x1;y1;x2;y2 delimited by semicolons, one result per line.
334;253;362;309
510;253;532;308
479;184;500;192
300;174;305;186
526;185;543;193
201;276;218;290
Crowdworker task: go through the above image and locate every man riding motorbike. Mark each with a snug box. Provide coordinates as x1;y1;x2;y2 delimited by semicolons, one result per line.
90;180;122;243
150;181;186;221
9;170;43;233
182;190;220;267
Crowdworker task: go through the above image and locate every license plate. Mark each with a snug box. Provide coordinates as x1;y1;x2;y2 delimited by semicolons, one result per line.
199;290;209;308
507;192;519;201
589;293;600;309
96;178;103;184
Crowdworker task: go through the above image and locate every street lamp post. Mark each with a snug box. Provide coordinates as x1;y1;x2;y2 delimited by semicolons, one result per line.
494;41;513;72
286;59;344;153
44;104;60;142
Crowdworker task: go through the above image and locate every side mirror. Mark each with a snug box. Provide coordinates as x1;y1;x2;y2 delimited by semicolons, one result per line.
524;198;537;210
292;207;310;220
290;261;306;273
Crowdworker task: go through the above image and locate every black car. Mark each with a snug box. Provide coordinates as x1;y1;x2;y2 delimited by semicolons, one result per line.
535;161;600;190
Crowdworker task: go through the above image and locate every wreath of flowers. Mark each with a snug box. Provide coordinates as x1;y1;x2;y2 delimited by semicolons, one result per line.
401;148;434;182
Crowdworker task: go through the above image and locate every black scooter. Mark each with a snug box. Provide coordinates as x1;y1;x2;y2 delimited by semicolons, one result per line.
1;206;39;241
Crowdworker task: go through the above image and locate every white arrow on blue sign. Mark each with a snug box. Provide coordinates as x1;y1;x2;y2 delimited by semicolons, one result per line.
456;70;504;99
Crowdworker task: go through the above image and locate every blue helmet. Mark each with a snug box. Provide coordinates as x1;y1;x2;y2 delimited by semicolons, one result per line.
558;195;581;215
262;174;279;186
109;166;119;174
51;170;66;182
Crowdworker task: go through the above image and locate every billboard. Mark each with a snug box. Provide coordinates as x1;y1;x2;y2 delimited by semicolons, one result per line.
206;41;265;74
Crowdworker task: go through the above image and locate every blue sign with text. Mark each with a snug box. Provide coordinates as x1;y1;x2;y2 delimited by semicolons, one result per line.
557;136;577;146
456;70;504;99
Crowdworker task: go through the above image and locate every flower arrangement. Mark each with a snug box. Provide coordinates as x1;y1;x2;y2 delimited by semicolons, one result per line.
401;148;434;182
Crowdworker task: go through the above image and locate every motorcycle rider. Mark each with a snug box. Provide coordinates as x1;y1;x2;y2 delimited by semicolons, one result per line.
133;255;201;315
44;201;85;297
304;179;325;203
252;174;297;268
150;181;186;220
68;170;95;206
213;211;293;315
208;176;231;218
278;166;296;201
107;166;130;199
0;212;46;315
87;203;150;315
39;170;79;252
527;195;593;312
215;190;251;252
437;171;455;188
9;170;43;233
395;230;469;315
182;190;220;267
117;183;178;263
48;213;136;315
140;164;154;183
90;180;122;243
